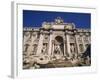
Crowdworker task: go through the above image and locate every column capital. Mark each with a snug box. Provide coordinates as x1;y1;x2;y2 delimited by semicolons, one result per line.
49;29;53;34
52;40;55;44
40;30;44;34
65;30;71;35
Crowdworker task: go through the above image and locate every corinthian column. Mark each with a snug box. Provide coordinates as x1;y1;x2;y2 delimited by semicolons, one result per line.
63;40;66;56
48;30;53;56
66;33;71;57
74;34;79;59
75;34;80;54
36;30;44;55
51;40;54;56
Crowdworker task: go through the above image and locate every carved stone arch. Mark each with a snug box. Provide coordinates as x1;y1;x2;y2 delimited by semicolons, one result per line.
54;36;64;55
55;36;63;44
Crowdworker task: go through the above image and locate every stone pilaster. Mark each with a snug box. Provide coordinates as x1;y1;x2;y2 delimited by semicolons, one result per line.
81;35;86;52
88;35;91;44
75;34;80;54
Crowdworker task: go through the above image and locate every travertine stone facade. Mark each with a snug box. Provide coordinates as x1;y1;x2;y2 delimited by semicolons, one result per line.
23;17;91;69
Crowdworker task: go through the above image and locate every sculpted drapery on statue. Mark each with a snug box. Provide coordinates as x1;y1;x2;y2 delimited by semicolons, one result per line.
53;36;64;56
41;43;48;55
54;44;61;55
55;17;64;24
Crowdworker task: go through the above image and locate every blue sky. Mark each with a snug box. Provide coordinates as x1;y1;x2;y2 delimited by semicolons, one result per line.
23;10;91;29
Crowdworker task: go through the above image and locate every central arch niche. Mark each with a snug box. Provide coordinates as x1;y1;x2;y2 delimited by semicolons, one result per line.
54;36;64;55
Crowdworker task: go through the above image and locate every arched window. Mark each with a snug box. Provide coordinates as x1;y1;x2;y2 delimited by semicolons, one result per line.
24;44;30;52
32;44;37;55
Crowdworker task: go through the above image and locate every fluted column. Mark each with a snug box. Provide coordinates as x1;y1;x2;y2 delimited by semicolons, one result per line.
63;40;66;56
75;34;80;54
36;30;44;55
48;30;53;56
65;31;71;57
74;34;79;59
51;40;54;56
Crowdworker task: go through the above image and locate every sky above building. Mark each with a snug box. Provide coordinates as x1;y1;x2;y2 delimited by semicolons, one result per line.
23;10;91;29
